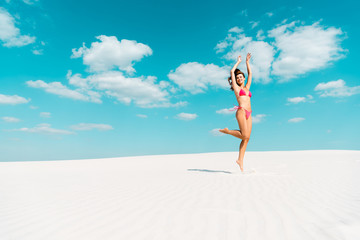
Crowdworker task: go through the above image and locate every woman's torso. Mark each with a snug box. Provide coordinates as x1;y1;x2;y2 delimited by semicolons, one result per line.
234;87;252;111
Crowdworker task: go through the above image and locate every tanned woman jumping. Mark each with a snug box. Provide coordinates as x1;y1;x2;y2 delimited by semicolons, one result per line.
220;53;253;173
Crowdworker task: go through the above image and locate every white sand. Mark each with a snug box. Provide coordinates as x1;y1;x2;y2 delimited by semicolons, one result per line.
1;150;360;240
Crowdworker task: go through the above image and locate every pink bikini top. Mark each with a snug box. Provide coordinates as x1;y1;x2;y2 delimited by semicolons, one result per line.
239;88;252;97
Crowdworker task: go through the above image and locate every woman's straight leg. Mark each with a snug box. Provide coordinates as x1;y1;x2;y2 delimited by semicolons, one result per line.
235;111;252;171
237;139;249;171
219;128;246;140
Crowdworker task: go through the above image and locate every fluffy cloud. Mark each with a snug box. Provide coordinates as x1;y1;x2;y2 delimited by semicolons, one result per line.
239;10;248;17
136;114;148;118
269;21;345;81
84;72;168;106
0;93;30;104
26;80;102;103
68;70;185;108
175;112;198;121
314;79;360;97
215;35;235;54
2;116;20;122
10;123;74;135
29;36;183;108
32;49;43;55
70;123;113;131
0;7;35;47
28;71;185;108
252;114;266;123
256;30;265;40
216;107;236;115
22;0;39;5
287;95;314;104
287;97;306;104
210;128;225;137
229;27;243;33
40;112;51;118
288;117;305;123
216;21;345;83
71;35;152;74
250;21;260;29
5;0;39;4
168;62;229;94
216;30;274;84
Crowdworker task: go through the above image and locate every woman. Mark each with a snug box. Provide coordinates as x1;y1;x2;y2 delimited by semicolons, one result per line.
220;53;253;172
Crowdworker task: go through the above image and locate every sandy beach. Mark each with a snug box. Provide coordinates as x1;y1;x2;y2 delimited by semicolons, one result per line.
1;150;359;240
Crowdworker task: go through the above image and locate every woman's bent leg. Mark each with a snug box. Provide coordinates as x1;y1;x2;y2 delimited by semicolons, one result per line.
219;128;247;140
235;110;252;171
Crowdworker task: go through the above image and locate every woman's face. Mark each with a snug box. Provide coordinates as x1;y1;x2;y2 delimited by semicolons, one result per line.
236;74;245;85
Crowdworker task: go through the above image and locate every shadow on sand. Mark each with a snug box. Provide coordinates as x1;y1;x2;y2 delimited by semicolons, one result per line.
187;169;232;174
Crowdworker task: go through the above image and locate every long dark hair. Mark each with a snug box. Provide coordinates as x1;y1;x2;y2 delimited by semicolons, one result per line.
228;69;245;91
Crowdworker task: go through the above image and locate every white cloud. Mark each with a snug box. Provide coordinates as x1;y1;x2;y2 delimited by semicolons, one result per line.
217;30;274;84
30;105;38;109
0;7;35;47
0;93;30;104
136;114;148;118
175;112;198;121
288;117;305;123
266;12;274;17
26;80;102;103
28;66;184;109
22;0;39;5
40;112;51;118
10;123;74;135
269;21;345;81
287;95;314;104
86;72;168;106
210;128;225;137
315;79;344;90
215;37;232;54
229;27;243;33
239;10;248;17
250;21;260;29
71;35;152;74
215;41;229;53
256;30;265;40
26;37;183;109
67;70;184;108
2;116;20;122
216;20;345;84
168;62;229;94
252;114;266;123
216;107;235;115
70;123;113;131
32;49;43;55
141;101;187;108
314;79;360;97
6;0;40;4
287;97;306;104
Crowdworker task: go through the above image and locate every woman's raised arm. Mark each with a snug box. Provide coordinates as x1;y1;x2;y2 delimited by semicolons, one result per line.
230;55;242;91
245;53;252;90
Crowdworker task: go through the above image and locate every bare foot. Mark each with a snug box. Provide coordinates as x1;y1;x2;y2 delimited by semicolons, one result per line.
236;160;244;172
219;128;229;134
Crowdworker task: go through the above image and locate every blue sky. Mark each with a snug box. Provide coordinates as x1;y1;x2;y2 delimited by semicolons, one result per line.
0;0;359;161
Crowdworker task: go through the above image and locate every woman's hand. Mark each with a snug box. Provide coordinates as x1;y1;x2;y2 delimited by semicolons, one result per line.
246;53;251;62
231;55;242;73
237;55;242;63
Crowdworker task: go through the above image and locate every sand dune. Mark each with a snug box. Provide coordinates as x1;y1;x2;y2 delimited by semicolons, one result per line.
1;150;359;240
